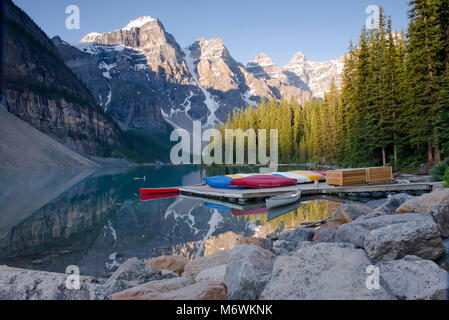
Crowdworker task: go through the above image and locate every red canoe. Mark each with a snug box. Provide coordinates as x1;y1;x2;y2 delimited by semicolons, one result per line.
140;193;180;201
230;175;297;188
231;207;269;216
139;187;180;195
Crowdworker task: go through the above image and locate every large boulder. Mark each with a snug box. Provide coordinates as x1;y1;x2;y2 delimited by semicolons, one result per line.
335;213;437;248
328;211;352;226
260;243;392;300
161;270;179;279
224;245;274;300
0;266;108;300
273;226;315;253
312;222;339;243
374;193;414;215
397;188;449;238
272;239;296;256
111;277;194;299
278;227;315;243
272;240;313;256
377;255;449;300
236;237;272;251
145;255;188;276
332;203;374;220
183;250;230;279
104;258;162;294
112;280;227;300
364;218;445;262
195;265;227;282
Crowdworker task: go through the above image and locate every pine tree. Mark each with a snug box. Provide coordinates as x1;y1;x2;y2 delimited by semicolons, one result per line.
406;0;447;164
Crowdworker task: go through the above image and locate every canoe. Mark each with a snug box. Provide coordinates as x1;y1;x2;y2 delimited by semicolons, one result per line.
266;191;301;209
267;199;303;221
204;170;326;189
139;187;180;195
139;193;179;201
230;175;297;188
204;202;232;212
270;171;326;183
203;176;245;189
231;207;269;216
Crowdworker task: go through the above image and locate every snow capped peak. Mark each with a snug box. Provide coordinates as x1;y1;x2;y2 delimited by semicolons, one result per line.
192;38;227;61
197;38;224;49
287;51;308;65
248;53;276;67
80;32;100;43
123;16;155;30
254;53;270;59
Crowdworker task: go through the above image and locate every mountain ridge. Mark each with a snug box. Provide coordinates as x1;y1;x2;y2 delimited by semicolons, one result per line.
57;15;342;133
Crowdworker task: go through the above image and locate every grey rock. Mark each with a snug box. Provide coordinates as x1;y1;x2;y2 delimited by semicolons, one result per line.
118;276;195;295
183;250;230;279
312;228;336;243
261;243;392;300
272;240;296;256
0;266;108;300
195;264;227;282
397;188;449;238
161;270;179;279
365;198;388;209
104;258;162;294
272;227;315;255
377;255;449;300
332;203;374;220
272;240;313;256
364;218;445;262
335;222;369;248
278;227;315;243
224;245;274;300
375;193;414;215
335;213;434;248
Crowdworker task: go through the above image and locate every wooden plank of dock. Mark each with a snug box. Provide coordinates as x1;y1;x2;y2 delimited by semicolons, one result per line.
179;182;437;200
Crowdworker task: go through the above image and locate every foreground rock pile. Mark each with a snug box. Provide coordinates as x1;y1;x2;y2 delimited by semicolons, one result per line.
1;189;448;300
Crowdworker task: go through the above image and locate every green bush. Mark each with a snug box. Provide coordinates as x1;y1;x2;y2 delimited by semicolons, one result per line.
430;158;449;181
444;167;449;188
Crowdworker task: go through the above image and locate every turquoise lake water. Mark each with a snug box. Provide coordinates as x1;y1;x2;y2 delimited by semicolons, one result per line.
0;165;345;277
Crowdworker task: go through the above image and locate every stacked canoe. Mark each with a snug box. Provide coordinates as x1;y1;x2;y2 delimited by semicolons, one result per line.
204;170;326;189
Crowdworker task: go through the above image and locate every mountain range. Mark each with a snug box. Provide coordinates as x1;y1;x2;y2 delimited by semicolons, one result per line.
1;0;344;166
56;16;344;131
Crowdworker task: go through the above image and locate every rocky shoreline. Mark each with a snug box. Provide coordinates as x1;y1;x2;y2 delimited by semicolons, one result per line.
1;188;448;300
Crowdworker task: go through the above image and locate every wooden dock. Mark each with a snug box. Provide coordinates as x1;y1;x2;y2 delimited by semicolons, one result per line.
179;182;441;201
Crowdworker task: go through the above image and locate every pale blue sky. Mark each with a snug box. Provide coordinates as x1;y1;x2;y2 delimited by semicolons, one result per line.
13;0;410;65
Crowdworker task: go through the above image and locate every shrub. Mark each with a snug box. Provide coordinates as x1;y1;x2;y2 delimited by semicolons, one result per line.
430;158;449;181
444;167;449;188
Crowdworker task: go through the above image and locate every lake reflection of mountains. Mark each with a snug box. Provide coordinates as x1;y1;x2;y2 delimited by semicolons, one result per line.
0;166;340;277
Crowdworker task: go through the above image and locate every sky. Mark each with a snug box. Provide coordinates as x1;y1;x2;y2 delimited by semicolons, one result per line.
13;0;410;66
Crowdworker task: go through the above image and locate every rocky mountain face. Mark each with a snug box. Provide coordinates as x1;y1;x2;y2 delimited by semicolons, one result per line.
246;53;312;101
1;0;123;156
282;52;345;98
247;51;344;99
73;17;211;130
56;15;343;132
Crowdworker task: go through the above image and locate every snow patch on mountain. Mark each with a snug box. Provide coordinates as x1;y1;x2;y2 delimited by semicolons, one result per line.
80;32;100;43
123;16;155;30
98;62;116;79
281;51;344;98
183;47;219;127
